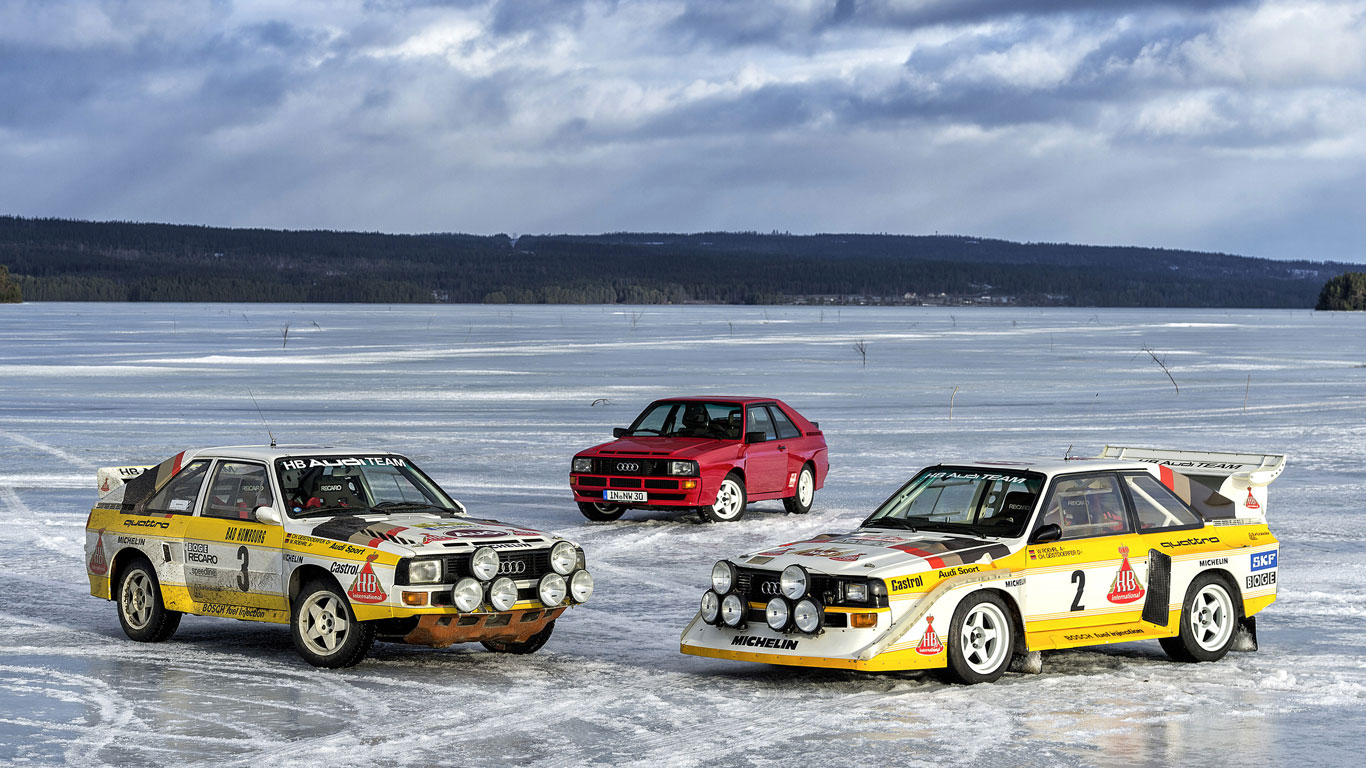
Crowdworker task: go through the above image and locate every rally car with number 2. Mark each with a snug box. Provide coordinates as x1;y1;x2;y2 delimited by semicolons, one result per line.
85;446;595;667
680;446;1283;683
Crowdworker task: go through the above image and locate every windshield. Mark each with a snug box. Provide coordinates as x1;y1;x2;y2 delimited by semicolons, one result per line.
623;401;744;439
275;455;461;518
862;467;1044;538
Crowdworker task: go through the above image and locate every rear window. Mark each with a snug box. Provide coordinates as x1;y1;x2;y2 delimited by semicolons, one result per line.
1126;474;1202;530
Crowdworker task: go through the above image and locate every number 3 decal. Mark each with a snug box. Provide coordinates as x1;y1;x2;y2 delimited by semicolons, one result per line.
1070;569;1085;611
237;545;250;592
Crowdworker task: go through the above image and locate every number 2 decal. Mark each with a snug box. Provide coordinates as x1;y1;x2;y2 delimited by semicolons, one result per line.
236;545;250;592
1070;570;1085;611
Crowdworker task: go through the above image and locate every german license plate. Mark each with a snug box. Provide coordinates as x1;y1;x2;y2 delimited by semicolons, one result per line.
605;490;647;502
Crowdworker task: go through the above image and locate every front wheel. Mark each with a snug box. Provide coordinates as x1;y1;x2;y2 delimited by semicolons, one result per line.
700;474;747;522
482;620;555;655
290;579;375;668
782;465;816;514
1160;574;1239;663
945;592;1015;684
577;501;627;522
116;560;181;642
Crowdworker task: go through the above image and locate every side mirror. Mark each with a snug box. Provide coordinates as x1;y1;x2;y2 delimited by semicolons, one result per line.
612;427;628;438
1029;523;1062;544
745;431;766;444
809;421;819;429
254;506;282;525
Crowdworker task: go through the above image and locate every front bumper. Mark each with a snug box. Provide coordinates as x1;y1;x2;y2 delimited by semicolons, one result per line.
404;606;566;648
571;473;706;507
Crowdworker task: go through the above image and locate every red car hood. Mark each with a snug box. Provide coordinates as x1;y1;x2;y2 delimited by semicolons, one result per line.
582;436;740;459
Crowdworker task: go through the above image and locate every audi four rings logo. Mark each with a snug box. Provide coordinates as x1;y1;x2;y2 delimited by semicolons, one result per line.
759;581;783;596
616;462;639;473
498;560;527;575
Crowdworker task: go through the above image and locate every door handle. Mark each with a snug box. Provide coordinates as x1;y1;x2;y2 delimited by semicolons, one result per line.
778;445;787;451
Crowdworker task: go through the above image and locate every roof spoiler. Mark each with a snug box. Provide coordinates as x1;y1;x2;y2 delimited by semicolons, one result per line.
1098;446;1285;522
96;465;154;498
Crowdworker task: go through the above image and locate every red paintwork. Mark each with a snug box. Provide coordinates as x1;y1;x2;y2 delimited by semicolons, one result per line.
570;396;829;510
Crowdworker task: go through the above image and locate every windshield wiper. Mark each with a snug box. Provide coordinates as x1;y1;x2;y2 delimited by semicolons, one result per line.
370;501;452;514
294;504;369;518
865;517;917;531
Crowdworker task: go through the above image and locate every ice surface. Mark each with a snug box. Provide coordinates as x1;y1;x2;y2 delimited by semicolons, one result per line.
0;303;1363;766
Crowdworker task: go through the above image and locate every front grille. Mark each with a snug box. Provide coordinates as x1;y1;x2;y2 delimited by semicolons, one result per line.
442;549;552;582
734;566;888;609
594;457;667;476
608;477;643;489
578;477;607;487
644;479;678;490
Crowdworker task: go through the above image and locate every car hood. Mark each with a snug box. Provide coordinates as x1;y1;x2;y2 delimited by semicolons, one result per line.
582;436;740;460
735;529;1016;577
292;513;561;556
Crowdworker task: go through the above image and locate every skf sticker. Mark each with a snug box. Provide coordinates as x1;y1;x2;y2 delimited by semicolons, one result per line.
1107;546;1145;604
88;530;109;575
1244;488;1261;510
347;554;387;604
1250;551;1278;571
915;616;943;655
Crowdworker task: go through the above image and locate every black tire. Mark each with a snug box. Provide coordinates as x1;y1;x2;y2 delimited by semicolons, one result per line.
290;578;375;668
782;465;816;515
116;559;181;642
700;473;747;522
944;591;1015;684
577;501;627;521
481;620;556;655
1160;573;1240;663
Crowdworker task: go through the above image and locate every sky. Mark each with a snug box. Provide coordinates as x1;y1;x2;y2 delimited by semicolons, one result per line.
1;0;1364;262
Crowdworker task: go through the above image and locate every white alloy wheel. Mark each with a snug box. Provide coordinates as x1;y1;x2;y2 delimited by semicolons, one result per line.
710;477;745;521
299;591;351;655
120;570;155;630
959;601;1010;675
1189;583;1235;652
797;469;814;507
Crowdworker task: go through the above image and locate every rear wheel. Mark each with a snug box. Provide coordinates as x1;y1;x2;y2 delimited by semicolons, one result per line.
782;465;816;514
577;501;627;521
945;592;1014;684
290;579;375;668
482;620;556;655
116;560;181;642
700;474;747;522
1160;574;1238;663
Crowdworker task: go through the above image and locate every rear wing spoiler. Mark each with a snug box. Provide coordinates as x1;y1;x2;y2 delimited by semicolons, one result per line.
1098;446;1285;522
97;465;154;498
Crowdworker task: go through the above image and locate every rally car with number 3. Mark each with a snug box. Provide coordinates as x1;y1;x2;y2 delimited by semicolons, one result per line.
85;446;595;667
680;446;1284;683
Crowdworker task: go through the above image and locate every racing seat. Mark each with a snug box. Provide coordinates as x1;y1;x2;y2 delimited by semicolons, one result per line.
679;403;711;437
991;491;1036;528
306;474;367;510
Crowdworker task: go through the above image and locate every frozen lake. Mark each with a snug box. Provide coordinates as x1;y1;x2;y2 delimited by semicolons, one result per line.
0;302;1363;766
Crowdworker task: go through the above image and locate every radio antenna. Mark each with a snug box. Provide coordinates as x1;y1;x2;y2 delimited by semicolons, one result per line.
248;388;277;447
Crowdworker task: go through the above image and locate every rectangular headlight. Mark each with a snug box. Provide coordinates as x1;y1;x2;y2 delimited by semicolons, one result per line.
572;457;593;473
845;582;869;602
668;460;699;476
408;559;443;585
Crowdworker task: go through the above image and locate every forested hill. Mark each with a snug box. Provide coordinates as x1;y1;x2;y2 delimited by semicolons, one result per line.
0;216;1350;307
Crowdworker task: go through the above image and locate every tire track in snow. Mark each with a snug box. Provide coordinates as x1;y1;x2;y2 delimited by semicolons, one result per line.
0;430;92;469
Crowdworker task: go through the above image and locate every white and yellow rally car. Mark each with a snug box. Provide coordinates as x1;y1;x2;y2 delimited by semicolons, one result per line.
85;446;594;667
681;446;1283;683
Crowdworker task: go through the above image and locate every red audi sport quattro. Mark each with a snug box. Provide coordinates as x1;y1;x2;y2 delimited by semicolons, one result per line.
570;397;829;522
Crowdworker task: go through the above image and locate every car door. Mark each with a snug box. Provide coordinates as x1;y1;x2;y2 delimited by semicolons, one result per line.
742;405;788;494
766;404;807;489
181;460;287;617
1021;472;1147;640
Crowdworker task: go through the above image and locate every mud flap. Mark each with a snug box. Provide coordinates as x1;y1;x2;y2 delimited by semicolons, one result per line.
1233;616;1258;652
1009;651;1043;675
1142;549;1171;626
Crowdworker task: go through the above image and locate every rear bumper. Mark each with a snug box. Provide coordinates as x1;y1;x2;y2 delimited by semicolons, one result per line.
403;607;566;648
571;474;706;507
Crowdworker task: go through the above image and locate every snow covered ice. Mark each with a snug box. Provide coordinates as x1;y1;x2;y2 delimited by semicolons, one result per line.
0;302;1363;766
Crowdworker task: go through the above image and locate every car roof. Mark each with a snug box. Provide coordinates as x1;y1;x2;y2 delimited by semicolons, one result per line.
650;396;782;404
932;458;1152;477
186;445;404;463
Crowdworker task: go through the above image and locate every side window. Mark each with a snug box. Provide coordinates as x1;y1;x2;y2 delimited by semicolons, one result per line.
767;406;801;440
204;462;275;520
1125;474;1202;530
144;460;210;515
746;406;774;441
1039;473;1131;540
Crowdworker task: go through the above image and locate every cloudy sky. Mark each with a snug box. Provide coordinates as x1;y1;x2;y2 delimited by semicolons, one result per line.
2;0;1364;261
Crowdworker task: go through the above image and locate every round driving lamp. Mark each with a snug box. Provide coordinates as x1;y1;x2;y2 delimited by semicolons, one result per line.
780;564;809;600
793;598;824;634
549;541;578;576
711;560;737;594
471;547;500;581
700;590;721;624
720;592;746;628
452;577;483;612
537;572;567;607
569;569;595;603
765;597;791;631
488;576;518;612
